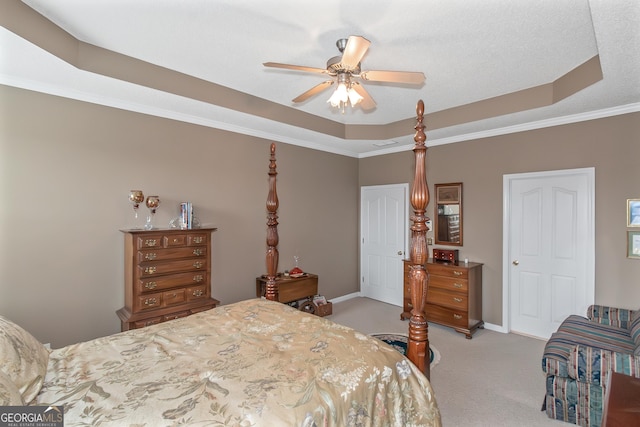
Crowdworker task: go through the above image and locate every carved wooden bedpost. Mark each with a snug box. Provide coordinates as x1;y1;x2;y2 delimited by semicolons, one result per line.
407;100;431;380
265;143;279;301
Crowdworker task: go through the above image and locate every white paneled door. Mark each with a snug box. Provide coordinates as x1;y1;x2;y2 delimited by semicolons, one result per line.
361;184;408;306
504;168;594;339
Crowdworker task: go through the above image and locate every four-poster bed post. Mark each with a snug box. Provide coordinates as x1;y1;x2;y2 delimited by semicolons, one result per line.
262;106;431;379
265;142;279;301
407;100;431;379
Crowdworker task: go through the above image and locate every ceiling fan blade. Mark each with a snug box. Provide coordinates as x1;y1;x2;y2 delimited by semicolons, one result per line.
351;83;376;111
340;36;371;70
292;80;334;103
360;70;425;85
263;62;327;74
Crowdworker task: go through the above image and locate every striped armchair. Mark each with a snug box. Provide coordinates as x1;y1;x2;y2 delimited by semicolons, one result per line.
542;305;640;426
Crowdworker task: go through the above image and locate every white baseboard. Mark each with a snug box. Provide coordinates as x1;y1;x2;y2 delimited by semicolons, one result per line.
328;292;361;304
482;322;507;333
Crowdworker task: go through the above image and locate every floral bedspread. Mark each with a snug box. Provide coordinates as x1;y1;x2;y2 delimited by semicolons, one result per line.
36;299;441;426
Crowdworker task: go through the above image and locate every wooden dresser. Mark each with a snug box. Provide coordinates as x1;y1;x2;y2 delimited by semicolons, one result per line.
402;259;483;338
117;228;220;331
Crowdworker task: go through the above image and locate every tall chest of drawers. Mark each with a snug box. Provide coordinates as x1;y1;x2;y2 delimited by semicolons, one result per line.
117;228;220;331
402;259;483;338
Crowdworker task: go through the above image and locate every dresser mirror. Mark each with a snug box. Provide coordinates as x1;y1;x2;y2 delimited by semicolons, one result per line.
434;182;463;246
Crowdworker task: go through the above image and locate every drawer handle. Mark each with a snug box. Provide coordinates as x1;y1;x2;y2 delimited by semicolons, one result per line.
172;238;180;243
144;239;158;247
193;275;204;282
407;302;413;308
453;314;463;320
453;297;463;303
453;271;463;276
145;253;157;261
192;248;204;256
192;290;204;297
193;261;204;269
145;266;157;274
453;283;463;288
144;298;158;306
144;282;157;290
193;237;204;244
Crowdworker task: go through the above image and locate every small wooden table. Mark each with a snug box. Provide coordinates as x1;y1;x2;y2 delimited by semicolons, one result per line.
255;274;318;304
602;372;640;426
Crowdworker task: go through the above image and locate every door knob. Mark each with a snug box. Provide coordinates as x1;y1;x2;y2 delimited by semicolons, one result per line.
512;260;519;266
397;251;403;255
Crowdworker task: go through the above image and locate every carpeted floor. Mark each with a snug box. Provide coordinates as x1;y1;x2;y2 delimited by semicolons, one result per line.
370;333;441;368
330;297;559;426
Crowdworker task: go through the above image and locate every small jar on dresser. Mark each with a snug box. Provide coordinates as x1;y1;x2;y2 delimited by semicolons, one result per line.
402;258;483;339
116;228;220;331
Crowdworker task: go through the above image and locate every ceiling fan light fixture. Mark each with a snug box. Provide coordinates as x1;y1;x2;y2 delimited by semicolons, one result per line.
348;88;363;106
327;73;362;110
328;82;349;107
266;35;420;112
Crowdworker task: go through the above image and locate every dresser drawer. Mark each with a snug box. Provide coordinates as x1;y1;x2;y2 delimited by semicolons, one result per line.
137;258;208;277
137;293;162;310
138;272;207;293
426;303;468;328
427;287;468;311
426;263;468;279
164;234;187;247
137;246;207;263
187;234;209;246
186;285;208;301
163;311;190;322
428;274;469;292
137;236;163;249
133;316;162;329
162;289;186;306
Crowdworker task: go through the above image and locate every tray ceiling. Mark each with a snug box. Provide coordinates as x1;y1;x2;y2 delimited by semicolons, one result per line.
1;0;638;157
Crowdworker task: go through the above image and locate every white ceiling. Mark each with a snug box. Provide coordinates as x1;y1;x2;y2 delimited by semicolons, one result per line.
1;0;639;157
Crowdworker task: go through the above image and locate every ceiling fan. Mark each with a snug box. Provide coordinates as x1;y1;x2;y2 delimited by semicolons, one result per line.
263;36;425;111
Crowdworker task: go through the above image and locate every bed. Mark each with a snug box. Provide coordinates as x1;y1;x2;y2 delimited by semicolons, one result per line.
0;101;438;426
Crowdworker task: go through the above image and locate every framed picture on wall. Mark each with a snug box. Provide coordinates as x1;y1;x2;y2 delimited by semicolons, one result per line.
436;184;461;204
627;199;640;227
628;231;640;259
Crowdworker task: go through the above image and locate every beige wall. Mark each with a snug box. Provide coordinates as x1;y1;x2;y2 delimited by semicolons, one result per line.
360;112;640;326
0;85;359;347
2;84;639;347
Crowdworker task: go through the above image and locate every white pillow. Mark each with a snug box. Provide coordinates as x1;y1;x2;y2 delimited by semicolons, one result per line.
0;315;49;404
0;371;24;406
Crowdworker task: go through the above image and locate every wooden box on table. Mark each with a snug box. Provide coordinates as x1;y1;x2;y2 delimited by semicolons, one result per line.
255;274;318;304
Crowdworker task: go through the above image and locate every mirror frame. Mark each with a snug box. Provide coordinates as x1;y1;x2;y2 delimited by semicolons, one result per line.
433;182;463;246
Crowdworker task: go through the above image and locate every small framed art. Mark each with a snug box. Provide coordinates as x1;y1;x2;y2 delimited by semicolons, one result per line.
628;231;640;259
627;199;640;227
